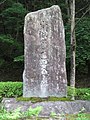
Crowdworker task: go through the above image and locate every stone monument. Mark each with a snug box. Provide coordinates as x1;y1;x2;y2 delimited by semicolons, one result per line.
23;5;67;97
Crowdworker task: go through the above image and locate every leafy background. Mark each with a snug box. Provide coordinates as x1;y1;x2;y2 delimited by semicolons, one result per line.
0;0;90;87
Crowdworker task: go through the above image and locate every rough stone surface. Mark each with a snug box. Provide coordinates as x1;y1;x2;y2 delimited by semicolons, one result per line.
23;5;67;97
2;98;90;116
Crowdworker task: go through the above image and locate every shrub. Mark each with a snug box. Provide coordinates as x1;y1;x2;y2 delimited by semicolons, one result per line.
68;86;90;100
67;86;76;97
0;82;23;99
75;88;90;100
0;82;90;101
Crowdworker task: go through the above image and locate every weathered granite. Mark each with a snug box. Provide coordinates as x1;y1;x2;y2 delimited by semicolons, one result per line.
23;5;67;98
2;98;90;116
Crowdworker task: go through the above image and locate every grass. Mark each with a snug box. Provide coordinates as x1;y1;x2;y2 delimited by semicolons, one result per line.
16;96;72;103
67;113;90;120
26;113;90;120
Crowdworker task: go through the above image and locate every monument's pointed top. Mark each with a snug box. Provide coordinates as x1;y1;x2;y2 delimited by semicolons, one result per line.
25;5;60;20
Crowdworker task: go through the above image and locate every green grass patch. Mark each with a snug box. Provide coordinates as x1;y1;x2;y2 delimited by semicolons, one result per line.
17;96;72;103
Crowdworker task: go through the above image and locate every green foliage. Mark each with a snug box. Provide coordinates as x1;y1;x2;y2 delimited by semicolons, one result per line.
50;111;57;118
3;3;27;15
0;2;28;81
65;17;90;80
66;17;90;66
0;82;23;98
66;113;90;120
76;113;90;120
0;34;23;69
0;0;90;82
68;86;90;100
50;111;65;119
25;106;42;117
0;106;42;120
14;55;24;62
1;2;28;35
1;105;89;120
0;82;90;102
0;35;17;45
0;35;22;50
76;17;90;66
0;106;90;120
1;2;28;36
75;88;90;100
67;86;76;97
0;107;22;120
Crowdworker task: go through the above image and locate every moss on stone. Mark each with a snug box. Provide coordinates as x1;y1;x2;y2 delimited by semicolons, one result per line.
16;96;72;103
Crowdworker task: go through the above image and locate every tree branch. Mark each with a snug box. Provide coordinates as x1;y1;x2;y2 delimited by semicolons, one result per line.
0;0;6;5
75;8;90;26
75;4;89;15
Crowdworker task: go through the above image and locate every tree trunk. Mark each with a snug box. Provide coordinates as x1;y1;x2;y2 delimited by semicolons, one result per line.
70;0;76;100
66;0;70;23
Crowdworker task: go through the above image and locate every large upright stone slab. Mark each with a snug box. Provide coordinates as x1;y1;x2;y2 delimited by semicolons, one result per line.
23;5;67;97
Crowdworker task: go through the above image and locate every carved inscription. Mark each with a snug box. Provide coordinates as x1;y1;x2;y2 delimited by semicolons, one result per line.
39;19;48;96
